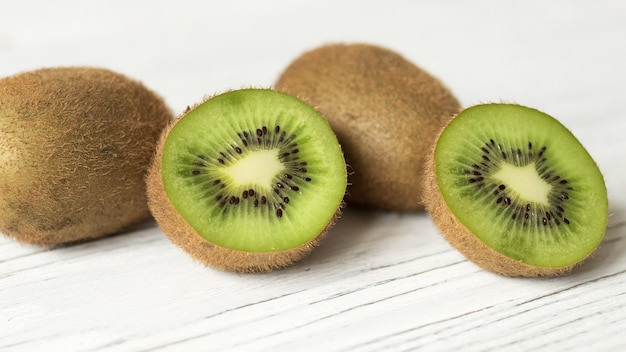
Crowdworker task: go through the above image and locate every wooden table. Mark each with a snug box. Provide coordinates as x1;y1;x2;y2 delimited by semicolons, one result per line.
1;1;625;351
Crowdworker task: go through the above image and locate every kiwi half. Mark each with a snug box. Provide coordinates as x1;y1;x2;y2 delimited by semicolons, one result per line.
275;43;461;211
0;67;173;246
422;103;608;277
146;89;347;272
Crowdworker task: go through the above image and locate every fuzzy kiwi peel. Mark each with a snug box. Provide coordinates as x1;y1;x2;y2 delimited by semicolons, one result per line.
147;89;347;273
0;67;173;246
422;103;608;277
275;43;461;211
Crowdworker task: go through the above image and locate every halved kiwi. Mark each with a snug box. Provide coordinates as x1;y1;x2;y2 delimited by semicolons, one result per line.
422;103;608;277
147;89;347;272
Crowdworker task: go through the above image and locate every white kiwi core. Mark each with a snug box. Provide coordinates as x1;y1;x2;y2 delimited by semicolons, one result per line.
221;149;284;190
493;163;551;206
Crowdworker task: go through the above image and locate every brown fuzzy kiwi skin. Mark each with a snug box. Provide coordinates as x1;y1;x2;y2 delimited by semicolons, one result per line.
0;67;173;246
275;43;461;211
421;113;578;277
146;107;343;273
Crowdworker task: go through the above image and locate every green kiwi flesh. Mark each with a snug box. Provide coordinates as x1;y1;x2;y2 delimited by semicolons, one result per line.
423;103;608;276
147;89;347;272
0;67;173;246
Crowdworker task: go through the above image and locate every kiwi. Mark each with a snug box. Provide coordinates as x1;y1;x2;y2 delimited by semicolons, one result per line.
146;88;347;272
422;103;608;277
275;43;461;211
0;67;173;246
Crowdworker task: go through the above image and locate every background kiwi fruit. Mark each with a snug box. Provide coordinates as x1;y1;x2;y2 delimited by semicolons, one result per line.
275;43;461;211
422;103;608;277
147;88;347;272
0;67;173;246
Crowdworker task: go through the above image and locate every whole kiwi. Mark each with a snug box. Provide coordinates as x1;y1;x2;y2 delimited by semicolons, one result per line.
275;43;461;211
0;67;173;246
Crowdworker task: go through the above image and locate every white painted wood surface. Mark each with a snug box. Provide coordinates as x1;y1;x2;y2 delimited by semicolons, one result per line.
1;1;625;351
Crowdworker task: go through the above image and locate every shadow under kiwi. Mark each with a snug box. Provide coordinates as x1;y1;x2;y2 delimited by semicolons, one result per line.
294;206;389;268
50;216;160;249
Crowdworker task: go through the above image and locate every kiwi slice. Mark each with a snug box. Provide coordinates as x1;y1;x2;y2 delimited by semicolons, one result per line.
275;43;461;211
422;103;608;277
147;89;347;272
0;67;173;246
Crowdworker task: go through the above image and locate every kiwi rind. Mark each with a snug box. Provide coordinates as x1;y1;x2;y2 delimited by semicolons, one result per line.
422;103;608;277
0;67;173;246
275;43;461;211
146;89;347;272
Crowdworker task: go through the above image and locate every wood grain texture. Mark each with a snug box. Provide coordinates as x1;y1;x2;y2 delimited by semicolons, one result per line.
1;1;625;351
